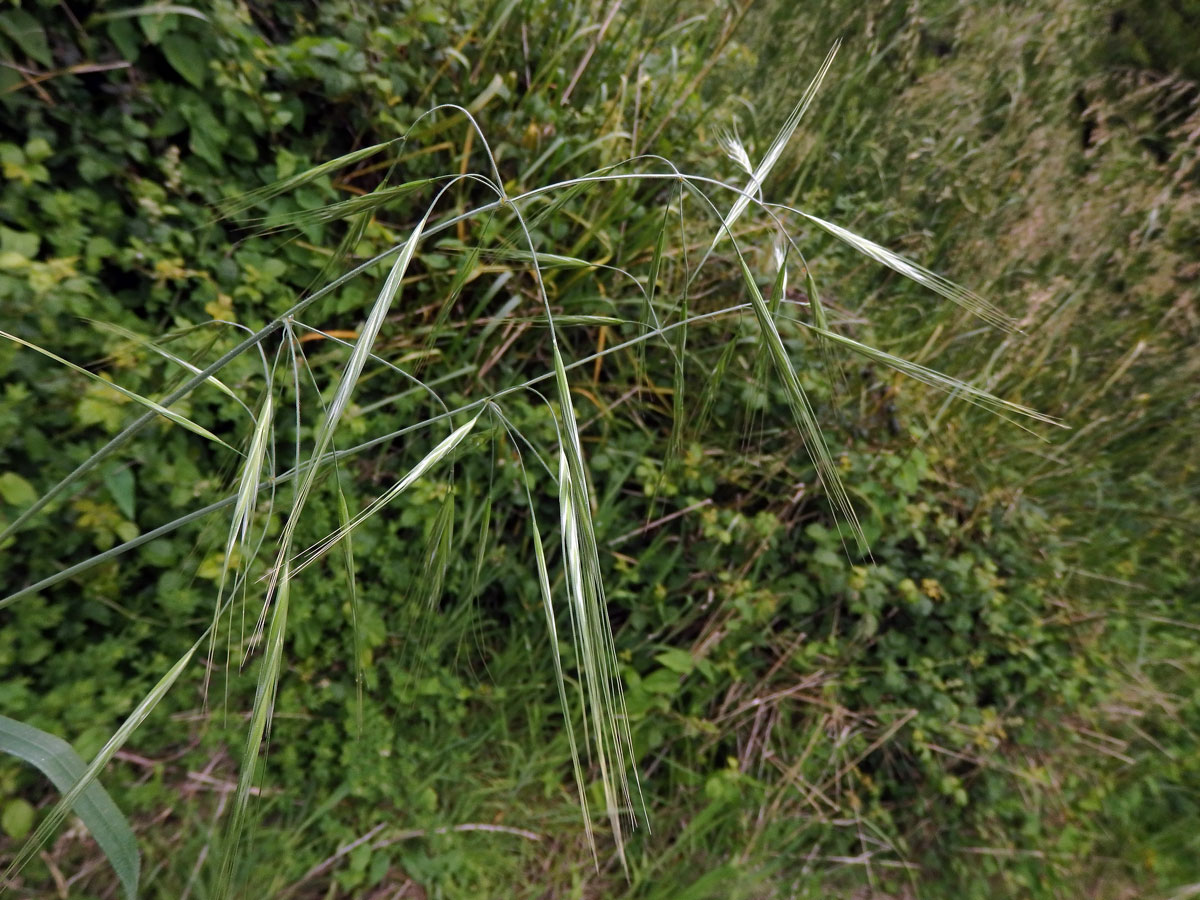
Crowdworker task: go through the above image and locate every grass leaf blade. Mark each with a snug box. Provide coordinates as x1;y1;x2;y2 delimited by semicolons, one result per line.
0;716;139;900
3;638;198;897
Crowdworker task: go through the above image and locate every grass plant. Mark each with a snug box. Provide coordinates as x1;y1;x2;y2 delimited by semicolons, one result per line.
1;1;1195;897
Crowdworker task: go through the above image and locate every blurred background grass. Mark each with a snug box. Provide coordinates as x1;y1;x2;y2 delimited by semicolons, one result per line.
0;0;1196;897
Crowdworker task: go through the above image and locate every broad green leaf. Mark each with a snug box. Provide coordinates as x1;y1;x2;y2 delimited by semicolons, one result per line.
655;648;695;675
0;472;37;507
2;799;34;840
106;17;142;61
643;668;682;695
104;467;136;520
0;10;52;66
0;715;139;900
0;226;40;260
161;33;206;87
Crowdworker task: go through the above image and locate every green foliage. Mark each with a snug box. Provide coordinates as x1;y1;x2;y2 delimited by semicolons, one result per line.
1103;0;1200;81
741;0;1199;893
0;1;1195;899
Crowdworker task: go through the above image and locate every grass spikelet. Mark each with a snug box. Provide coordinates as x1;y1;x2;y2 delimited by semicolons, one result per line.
252;178;437;235
335;488;364;737
557;449;639;871
696;40;841;275
735;250;867;550
216;569;290;897
215;139;405;220
716;122;754;179
0;329;236;454
500;411;595;861
85;319;253;416
287;415;480;578
791;315;1065;427
796;211;1017;331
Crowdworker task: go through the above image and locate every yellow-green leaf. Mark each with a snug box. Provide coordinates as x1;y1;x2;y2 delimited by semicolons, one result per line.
0;472;37;508
2;799;34;840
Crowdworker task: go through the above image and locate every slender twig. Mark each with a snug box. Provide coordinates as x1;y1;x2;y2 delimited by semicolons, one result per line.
607;497;713;546
561;0;622;105
0;60;132;96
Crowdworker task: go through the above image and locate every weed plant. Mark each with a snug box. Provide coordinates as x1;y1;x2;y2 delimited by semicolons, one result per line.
1;1;1195;898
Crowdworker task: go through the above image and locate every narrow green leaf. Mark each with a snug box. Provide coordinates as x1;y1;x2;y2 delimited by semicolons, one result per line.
3;638;198;898
0;717;138;898
88;5;209;24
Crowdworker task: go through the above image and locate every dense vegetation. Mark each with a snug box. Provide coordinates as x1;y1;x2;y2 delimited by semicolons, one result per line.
1;1;1196;897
